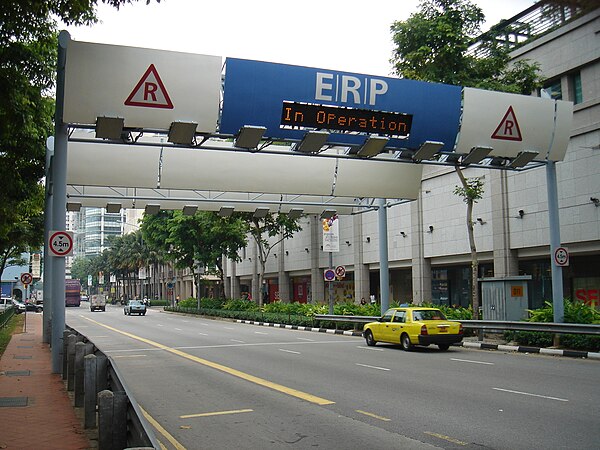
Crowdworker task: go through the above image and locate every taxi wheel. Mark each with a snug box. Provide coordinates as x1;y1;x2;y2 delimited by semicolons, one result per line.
438;344;450;351
400;333;413;351
364;330;377;346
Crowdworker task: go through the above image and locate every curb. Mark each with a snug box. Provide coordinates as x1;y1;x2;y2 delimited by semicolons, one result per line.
236;319;600;360
235;320;363;337
459;341;600;360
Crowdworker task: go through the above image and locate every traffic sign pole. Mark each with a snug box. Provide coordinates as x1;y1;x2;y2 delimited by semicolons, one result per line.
546;162;564;324
378;198;390;313
50;31;70;374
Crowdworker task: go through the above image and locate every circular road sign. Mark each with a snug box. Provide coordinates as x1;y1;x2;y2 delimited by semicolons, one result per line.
554;247;569;266
324;269;336;282
20;272;33;285
49;230;74;257
335;265;346;278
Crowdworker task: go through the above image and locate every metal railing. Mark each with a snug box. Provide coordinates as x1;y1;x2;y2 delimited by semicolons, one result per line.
314;314;600;336
467;0;589;58
0;306;15;329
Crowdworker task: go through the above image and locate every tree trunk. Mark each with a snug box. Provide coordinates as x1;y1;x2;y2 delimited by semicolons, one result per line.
455;166;480;319
216;255;226;299
468;202;480;320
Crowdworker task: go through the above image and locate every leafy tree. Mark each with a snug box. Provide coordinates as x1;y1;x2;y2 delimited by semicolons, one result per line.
239;213;302;306
391;0;543;317
390;0;542;94
69;256;93;287
0;182;45;277
141;211;247;301
1;0;159;284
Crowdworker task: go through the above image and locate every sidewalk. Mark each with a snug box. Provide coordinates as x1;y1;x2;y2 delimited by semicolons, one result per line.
0;312;91;449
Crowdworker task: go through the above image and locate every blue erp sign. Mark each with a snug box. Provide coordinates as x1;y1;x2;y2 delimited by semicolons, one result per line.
220;58;462;151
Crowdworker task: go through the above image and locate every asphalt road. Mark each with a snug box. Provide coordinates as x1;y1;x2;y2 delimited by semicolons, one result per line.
67;303;599;450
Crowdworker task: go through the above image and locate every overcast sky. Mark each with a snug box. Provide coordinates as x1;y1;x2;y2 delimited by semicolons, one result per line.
64;0;535;77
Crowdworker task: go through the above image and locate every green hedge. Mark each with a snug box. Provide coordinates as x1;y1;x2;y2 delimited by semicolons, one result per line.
149;300;169;307
504;299;600;351
164;300;477;332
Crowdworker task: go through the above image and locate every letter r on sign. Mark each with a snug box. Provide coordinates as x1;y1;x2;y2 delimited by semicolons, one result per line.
144;82;158;101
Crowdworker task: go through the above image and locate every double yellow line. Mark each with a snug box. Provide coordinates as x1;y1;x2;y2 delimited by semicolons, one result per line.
82;316;334;406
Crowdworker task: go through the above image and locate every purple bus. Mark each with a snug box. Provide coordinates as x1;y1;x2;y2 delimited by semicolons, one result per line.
65;279;81;307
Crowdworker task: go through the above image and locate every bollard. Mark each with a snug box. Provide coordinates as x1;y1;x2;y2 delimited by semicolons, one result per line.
62;330;70;379
96;353;108;392
67;334;77;391
113;391;128;450
84;354;97;429
98;390;114;450
74;341;86;407
98;390;128;450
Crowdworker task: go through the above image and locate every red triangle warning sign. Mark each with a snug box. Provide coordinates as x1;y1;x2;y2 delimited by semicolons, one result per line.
124;64;174;109
491;106;522;141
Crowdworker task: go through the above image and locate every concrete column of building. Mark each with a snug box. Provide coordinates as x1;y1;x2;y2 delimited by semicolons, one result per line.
223;256;232;299
411;193;432;304
251;238;260;303
353;213;370;303
491;171;519;276
278;234;290;302
232;275;241;300
309;215;325;303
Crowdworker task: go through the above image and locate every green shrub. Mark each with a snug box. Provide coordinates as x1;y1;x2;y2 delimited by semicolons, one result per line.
505;299;600;351
200;298;225;309
504;331;553;347
560;334;600;351
178;297;198;308
150;300;169;307
223;299;259;311
527;299;600;324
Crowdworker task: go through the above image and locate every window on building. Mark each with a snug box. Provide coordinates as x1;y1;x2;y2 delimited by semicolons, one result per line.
568;72;582;104
542;79;562;100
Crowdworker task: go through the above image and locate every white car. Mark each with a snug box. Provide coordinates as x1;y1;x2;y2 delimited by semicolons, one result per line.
1;296;13;310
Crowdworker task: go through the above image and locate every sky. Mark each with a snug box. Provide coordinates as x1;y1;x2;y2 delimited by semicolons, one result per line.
64;0;536;77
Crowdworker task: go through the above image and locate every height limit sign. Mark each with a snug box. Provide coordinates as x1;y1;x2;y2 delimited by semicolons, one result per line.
554;247;569;267
49;230;74;257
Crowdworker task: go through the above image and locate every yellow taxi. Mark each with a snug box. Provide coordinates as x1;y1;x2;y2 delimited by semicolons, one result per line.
363;307;463;351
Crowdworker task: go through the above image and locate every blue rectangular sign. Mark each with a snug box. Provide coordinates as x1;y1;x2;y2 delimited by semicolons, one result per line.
220;58;462;151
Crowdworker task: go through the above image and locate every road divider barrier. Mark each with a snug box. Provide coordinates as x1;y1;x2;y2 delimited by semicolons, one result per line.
62;327;160;450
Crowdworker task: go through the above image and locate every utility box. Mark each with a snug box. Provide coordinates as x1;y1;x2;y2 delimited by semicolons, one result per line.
479;276;531;321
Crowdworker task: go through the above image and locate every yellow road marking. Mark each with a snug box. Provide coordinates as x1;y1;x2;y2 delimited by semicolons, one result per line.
139;405;186;450
180;408;254;419
158;440;168;450
424;431;468;446
82;316;335;405
355;409;391;421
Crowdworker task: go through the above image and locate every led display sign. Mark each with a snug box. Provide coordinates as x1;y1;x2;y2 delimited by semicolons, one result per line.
280;102;412;137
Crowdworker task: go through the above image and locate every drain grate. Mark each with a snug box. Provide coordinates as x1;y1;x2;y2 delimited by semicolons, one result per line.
0;397;29;407
13;355;32;359
5;371;31;377
17;345;33;348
